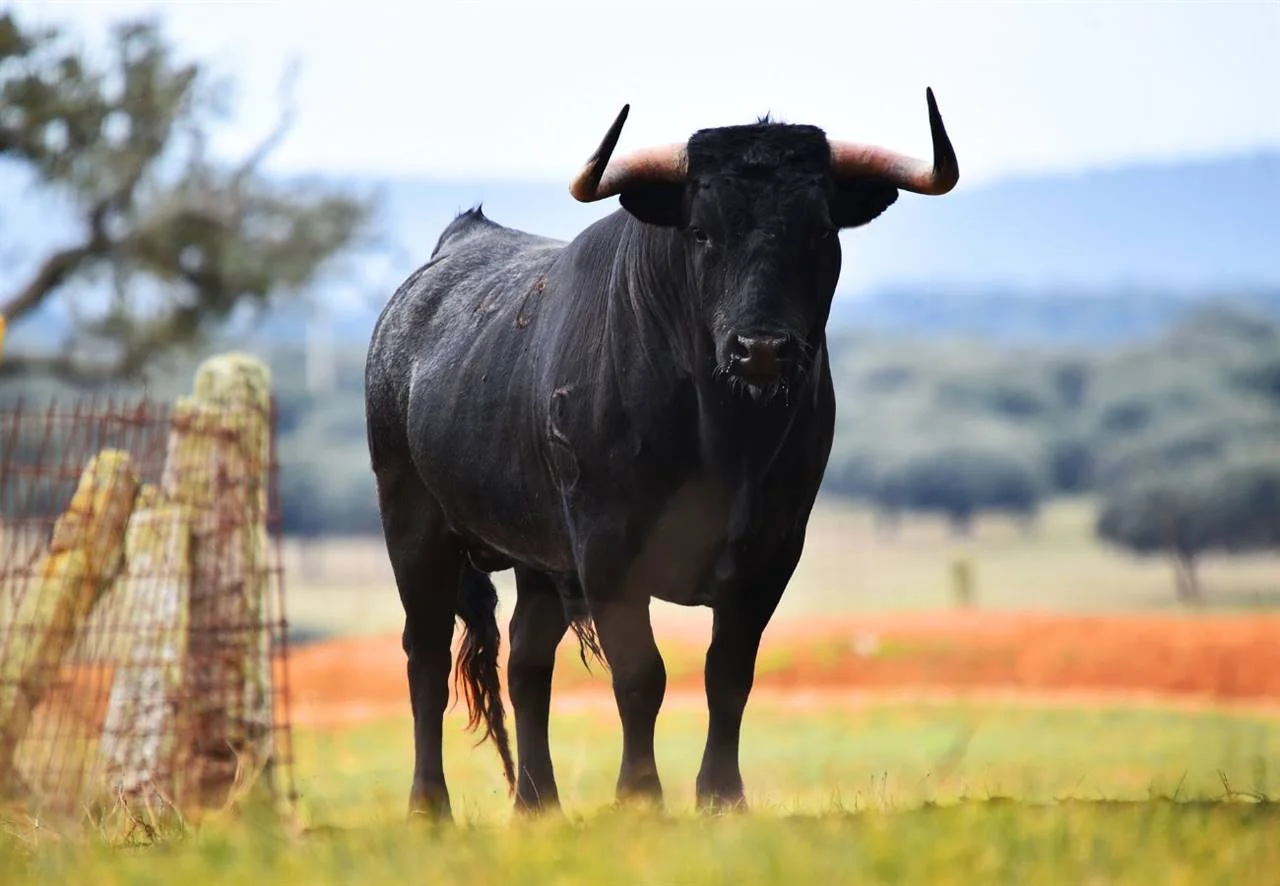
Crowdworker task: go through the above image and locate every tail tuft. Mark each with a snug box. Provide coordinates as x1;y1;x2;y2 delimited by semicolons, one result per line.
562;595;608;674
453;567;516;795
570;615;607;673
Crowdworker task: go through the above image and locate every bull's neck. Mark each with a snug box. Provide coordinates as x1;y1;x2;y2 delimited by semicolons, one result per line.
604;214;703;381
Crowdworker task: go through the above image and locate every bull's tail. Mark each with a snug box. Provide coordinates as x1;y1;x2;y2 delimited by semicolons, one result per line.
453;566;516;795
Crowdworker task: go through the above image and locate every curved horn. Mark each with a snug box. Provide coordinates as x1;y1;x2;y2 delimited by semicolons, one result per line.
569;104;688;203
828;87;959;196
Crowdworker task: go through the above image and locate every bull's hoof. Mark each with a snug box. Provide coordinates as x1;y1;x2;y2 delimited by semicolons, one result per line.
614;772;664;812
602;795;666;820
701;793;747;814
696;786;749;815
407;787;453;826
513;794;564;819
407;808;454;829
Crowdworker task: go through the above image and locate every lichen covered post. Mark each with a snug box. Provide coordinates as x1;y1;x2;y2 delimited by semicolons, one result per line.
97;486;195;806
161;353;275;808
0;451;138;796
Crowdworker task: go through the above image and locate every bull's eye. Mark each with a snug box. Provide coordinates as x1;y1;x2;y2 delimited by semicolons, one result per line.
813;226;835;244
690;226;710;245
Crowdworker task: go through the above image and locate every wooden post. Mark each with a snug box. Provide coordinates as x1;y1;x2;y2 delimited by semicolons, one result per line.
97;488;194;805
0;451;138;796
162;353;274;809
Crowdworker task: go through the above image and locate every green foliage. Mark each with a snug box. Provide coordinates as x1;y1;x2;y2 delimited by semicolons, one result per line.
871;441;1042;534
1097;452;1280;558
1077;304;1280;597
822;301;1280;540
0;11;374;383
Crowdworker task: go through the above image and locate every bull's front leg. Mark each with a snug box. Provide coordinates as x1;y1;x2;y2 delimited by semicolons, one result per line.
695;535;802;812
592;595;667;805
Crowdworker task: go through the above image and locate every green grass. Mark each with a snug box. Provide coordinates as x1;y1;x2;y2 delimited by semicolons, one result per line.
289;701;1280;826
7;801;1278;885
4;701;1277;883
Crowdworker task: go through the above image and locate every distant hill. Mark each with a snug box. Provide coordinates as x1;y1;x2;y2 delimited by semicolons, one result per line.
826;286;1280;348
4;150;1278;349
356;150;1280;295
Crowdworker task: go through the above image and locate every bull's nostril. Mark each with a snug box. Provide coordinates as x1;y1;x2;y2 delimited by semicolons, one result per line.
730;334;789;378
771;336;793;362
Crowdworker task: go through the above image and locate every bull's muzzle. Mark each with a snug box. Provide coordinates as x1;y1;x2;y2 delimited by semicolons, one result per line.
728;334;792;383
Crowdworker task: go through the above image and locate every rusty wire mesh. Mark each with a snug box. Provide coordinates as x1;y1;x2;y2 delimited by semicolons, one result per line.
0;394;294;826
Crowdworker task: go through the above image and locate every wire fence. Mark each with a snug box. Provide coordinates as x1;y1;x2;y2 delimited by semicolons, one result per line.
0;356;294;835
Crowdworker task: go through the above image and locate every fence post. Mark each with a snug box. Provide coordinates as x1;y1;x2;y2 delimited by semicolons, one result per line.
98;487;195;809
0;451;138;796
161;353;275;810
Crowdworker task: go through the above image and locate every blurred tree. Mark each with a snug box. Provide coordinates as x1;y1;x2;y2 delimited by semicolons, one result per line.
0;12;372;383
1045;435;1094;493
871;444;1043;536
1095;452;1280;602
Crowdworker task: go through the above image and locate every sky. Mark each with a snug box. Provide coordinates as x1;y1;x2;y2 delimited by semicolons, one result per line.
11;0;1280;188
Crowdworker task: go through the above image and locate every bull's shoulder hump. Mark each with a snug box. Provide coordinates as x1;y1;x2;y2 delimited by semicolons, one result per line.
432;206;567;259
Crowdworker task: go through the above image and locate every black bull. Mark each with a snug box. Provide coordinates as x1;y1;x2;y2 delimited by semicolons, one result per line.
364;90;959;819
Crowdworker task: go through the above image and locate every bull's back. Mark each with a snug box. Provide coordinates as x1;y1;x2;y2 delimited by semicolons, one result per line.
365;210;576;569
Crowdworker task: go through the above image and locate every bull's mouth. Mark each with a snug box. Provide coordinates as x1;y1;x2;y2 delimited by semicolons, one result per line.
724;372;793;404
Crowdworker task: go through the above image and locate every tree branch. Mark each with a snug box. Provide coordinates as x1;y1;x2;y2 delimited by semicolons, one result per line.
229;57;300;192
0;242;103;324
0;162;147;324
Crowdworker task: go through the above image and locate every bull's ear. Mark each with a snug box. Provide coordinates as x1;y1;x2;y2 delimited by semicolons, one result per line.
831;177;900;229
618;182;687;228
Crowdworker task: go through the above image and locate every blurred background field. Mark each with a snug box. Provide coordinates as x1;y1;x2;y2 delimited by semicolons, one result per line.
281;498;1280;644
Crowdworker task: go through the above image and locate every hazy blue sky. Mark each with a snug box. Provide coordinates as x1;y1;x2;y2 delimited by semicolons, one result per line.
12;1;1280;186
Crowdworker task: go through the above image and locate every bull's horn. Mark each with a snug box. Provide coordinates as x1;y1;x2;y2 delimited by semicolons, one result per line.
569;104;688;202
827;87;959;196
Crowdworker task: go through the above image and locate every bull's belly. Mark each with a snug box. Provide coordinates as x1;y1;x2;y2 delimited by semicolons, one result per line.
616;473;729;608
414;418;729;601
412;460;575;574
446;499;575;575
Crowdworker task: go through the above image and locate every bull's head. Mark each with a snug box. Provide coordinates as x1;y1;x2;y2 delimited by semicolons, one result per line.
570;90;958;402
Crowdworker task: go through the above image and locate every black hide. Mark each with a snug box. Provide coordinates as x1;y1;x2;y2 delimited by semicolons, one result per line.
364;119;906;819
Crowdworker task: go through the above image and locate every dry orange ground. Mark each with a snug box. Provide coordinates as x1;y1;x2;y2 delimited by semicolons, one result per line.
283;612;1280;728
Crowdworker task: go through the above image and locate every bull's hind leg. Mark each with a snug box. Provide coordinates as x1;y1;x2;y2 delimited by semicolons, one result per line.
374;465;461;822
695;535;803;812
508;568;569;813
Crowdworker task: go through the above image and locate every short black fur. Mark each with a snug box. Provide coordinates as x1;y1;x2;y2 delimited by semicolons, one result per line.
366;113;925;821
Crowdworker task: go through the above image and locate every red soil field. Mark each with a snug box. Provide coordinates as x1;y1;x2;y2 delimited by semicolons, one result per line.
284;612;1280;729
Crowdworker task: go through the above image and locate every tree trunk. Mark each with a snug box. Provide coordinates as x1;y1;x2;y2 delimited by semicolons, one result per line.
1016;512;1037;538
949;511;974;538
1172;550;1202;604
874;508;901;541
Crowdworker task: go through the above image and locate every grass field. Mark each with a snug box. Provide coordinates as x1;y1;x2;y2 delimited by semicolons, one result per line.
3;497;1277;883
4;701;1278;883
